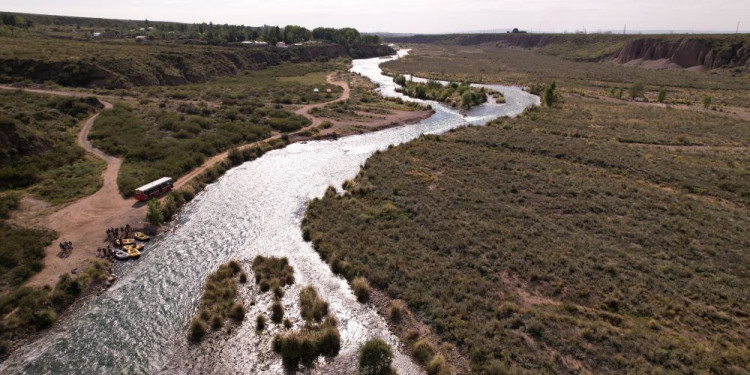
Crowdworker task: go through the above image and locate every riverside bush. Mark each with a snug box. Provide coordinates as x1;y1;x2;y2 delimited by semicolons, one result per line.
189;261;245;340
252;256;295;292
299;286;329;323
351;276;370;302
272;288;341;371
358;338;394;375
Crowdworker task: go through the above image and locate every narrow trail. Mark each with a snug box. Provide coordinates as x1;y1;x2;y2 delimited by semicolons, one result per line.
293;73;351;126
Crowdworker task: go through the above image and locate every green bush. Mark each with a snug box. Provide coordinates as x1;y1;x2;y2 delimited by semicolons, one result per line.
629;80;645;99
351;276;371;302
271;300;284;323
146;199;163;225
359;338;394;375
657;88;666;103
190;318;208;341
299;286;329;323
426;354;449;375
412;338;437;365
256;314;266;331
229;302;246;322
253;256;295;293
388;301;405;323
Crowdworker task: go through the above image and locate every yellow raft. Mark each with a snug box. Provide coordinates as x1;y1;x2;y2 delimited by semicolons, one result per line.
120;238;135;246
134;232;150;241
127;247;141;258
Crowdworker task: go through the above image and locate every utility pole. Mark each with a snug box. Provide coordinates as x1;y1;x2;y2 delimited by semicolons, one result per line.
623;24;627;35
737;21;741;34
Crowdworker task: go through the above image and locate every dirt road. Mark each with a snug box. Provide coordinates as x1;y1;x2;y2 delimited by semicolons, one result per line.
293;73;351;126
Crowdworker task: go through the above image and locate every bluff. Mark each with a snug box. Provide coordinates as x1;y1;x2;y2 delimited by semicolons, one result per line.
386;33;750;70
611;37;750;69
0;44;394;88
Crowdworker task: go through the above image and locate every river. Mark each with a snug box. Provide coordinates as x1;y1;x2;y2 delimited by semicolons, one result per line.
0;50;538;375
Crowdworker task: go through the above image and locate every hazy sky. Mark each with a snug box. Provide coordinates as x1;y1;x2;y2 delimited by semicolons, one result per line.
3;0;749;33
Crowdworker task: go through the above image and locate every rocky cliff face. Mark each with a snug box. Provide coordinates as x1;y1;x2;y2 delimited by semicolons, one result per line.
0;44;394;88
611;38;750;69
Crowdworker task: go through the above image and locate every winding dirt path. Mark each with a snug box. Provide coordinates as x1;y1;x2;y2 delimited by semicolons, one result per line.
293;73;351;126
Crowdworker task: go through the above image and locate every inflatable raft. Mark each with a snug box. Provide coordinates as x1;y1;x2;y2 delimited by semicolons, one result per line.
114;250;129;260
134;232;150;241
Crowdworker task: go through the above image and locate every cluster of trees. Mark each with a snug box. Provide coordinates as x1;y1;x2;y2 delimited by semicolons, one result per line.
0;13;32;28
393;76;488;109
1;12;383;46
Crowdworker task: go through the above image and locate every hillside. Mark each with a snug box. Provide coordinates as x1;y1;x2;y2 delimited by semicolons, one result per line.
0;12;393;88
386;33;750;70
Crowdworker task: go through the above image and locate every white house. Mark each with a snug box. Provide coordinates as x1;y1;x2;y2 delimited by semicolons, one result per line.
135;36;147;42
276;41;287;48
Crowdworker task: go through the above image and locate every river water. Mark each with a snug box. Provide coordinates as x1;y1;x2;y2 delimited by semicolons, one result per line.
0;50;538;375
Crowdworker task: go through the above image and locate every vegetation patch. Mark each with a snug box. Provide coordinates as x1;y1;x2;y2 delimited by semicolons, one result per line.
358;338;396;375
0;91;105;204
393;76;487;109
271;286;340;371
0;259;111;357
189;260;246;341
304;99;749;373
252;256;295;293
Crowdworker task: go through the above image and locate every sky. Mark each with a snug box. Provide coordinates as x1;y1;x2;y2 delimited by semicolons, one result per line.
2;0;749;34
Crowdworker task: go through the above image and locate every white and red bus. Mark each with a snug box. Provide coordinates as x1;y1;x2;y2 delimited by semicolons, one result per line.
134;177;173;201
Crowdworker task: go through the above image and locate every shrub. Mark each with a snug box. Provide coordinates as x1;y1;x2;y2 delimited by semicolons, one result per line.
629;81;645;99
239;272;248;283
252;256;295;294
229;302;246;322
211;314;224;329
426;354;449;375
31;309;57;330
412;338;437;365
271;300;284;323
190;318;208;341
283;318;292;329
256;314;266;331
703;96;712;108
146;199;163;225
657;88;666;103
299;286;329;322
388;301;405;323
351;276;371;302
228;147;243;166
359;338;394;375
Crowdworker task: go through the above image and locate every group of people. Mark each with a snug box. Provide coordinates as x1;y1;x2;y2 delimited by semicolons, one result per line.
57;241;73;258
106;224;133;243
97;245;116;260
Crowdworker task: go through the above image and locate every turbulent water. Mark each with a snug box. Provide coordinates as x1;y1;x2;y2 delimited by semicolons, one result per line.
0;51;538;375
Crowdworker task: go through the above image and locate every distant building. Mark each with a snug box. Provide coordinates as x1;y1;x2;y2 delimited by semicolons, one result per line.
276;41;287;48
313;88;319;93
93;32;102;38
326;88;332;94
135;36;147;42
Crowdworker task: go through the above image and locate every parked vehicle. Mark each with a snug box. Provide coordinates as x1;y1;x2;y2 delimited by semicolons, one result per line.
134;177;173;201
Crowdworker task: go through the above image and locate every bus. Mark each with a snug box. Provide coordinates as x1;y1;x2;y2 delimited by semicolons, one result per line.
134;177;173;201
